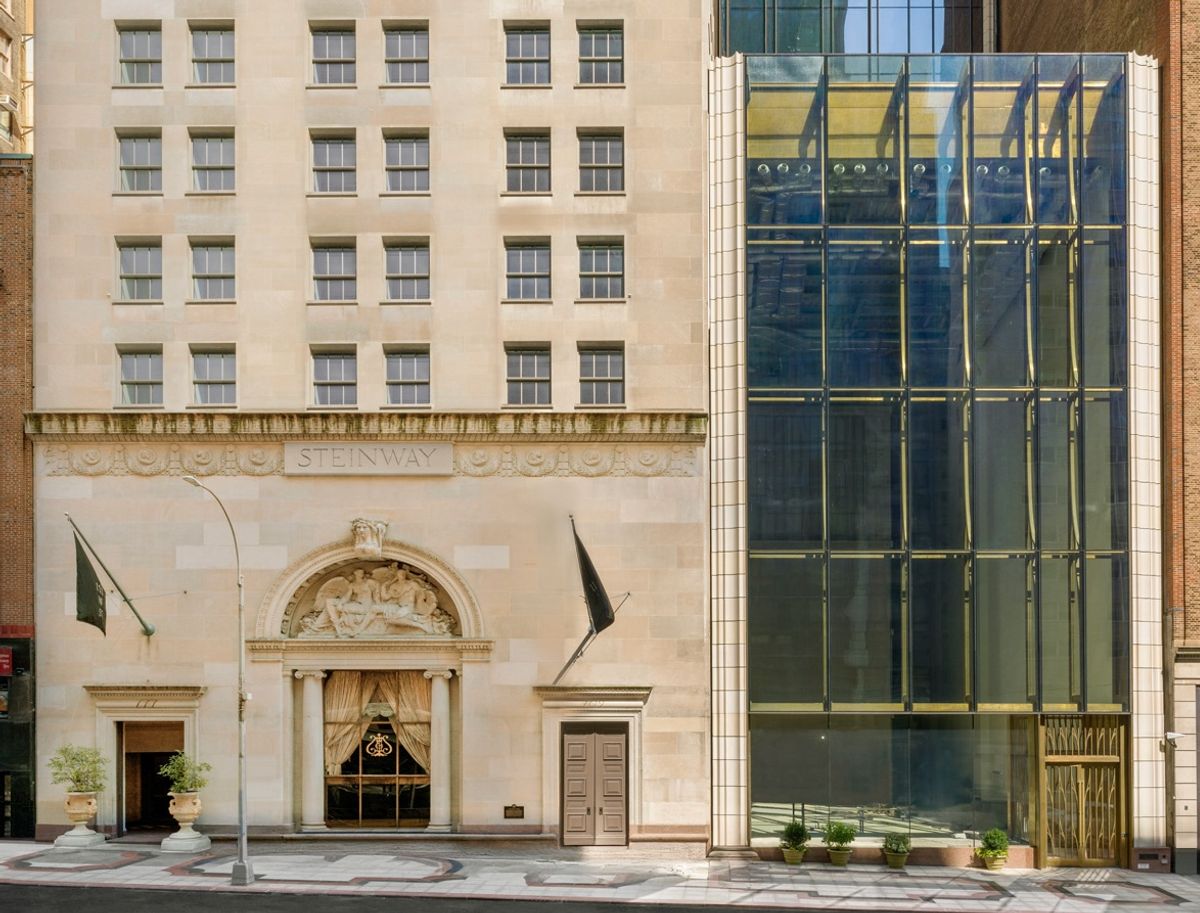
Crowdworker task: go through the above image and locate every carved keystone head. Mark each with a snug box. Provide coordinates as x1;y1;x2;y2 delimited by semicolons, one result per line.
351;518;388;558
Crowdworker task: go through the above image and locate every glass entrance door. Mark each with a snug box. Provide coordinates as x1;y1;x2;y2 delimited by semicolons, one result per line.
325;717;430;828
1041;715;1125;866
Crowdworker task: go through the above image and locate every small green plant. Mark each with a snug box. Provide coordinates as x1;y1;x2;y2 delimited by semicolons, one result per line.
824;820;856;850
158;752;212;793
883;833;911;855
780;821;810;850
48;745;106;794
978;827;1009;859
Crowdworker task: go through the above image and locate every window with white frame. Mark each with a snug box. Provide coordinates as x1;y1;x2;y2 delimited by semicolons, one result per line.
118;27;162;84
505;346;551;405
579;346;624;405
579;241;624;299
384;135;429;192
385;243;430;301
191;243;235;300
579;133;624;192
118;134;162;192
578;26;623;85
119;350;163;405
506;134;550;193
192;134;235;191
191;27;234;83
0;111;11;142
312;246;356;301
313;351;357;406
386;349;431;406
505;242;550;300
0;33;12;79
192;350;236;405
118;243;162;300
312;28;355;84
384;27;428;84
313;136;356;193
505;27;549;85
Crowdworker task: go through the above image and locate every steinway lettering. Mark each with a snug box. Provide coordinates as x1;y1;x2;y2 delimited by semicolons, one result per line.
284;443;454;476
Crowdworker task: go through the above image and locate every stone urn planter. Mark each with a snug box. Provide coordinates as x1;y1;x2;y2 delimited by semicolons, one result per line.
162;791;211;852
49;745;107;848
56;791;105;847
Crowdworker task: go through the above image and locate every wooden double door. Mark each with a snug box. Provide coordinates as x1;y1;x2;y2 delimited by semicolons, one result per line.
561;724;628;846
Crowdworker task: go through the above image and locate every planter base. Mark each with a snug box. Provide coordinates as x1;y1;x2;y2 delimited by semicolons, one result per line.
54;828;106;848
161;831;212;853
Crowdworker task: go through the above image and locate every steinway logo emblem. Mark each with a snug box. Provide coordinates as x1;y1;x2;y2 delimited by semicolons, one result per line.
284;442;454;476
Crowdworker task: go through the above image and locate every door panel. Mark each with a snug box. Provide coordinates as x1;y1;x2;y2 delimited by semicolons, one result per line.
562;733;595;845
561;729;627;846
595;734;627;846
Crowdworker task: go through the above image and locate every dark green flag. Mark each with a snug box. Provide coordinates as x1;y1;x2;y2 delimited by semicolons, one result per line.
74;533;107;635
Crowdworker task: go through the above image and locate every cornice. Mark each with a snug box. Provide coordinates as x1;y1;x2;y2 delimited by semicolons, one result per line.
247;637;494;660
26;411;707;443
533;685;653;705
83;684;207;703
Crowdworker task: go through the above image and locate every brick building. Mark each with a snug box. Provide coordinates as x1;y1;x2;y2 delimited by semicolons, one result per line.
0;0;31;152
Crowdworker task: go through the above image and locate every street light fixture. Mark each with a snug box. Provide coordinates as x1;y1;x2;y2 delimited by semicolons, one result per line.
183;475;254;886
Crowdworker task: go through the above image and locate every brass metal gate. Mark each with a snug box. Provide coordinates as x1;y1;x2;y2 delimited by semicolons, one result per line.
1039;715;1126;867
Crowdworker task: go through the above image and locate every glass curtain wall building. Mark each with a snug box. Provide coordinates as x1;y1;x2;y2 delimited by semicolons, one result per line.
708;51;1162;867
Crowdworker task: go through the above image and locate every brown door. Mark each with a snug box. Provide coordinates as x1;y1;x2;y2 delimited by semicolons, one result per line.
561;727;627;846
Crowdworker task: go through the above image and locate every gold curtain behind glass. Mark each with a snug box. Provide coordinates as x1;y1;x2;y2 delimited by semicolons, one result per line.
323;671;375;775
371;671;432;772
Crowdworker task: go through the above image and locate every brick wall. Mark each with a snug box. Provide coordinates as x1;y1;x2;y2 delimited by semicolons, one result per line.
0;155;32;635
0;0;30;152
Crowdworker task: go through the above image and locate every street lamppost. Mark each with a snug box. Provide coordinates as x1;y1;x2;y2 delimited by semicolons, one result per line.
183;475;254;886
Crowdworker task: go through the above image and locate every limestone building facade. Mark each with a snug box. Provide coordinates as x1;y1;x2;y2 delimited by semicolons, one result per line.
31;0;709;842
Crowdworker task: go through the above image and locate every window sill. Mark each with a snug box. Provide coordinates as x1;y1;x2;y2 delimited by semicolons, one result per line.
307;83;357;90
114;404;163;410
184;299;237;305
500;83;553;90
306;405;360;411
112;300;164;306
501;403;553;410
112;83;163;90
574;191;626;198
574;298;627;305
307;192;358;198
379;83;431;89
500;299;552;305
307;300;359;306
379;300;432;306
185;191;236;197
184;83;236;89
574;83;626;89
185;403;238;409
500;191;553;198
112;192;163;197
381;404;433;411
575;403;626;410
379;192;431;198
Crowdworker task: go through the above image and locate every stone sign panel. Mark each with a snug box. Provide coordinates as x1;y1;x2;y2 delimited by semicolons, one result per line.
284;442;453;476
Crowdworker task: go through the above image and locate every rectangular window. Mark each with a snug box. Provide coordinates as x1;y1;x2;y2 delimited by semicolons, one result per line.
384;135;429;192
384;28;428;84
578;26;622;84
578;242;623;299
505;243;550;300
118;243;162;301
312;29;355;85
0;111;11;142
118;27;162;84
192;350;236;405
506;134;550;193
119;350;163;405
312;246;356;301
191;27;234;83
313;351;357;406
118;135;162;192
192;135;235;192
505;27;550;85
191;243;235;300
578;133;623;192
313;136;356;193
0;33;11;78
579;346;624;405
386;350;431;406
385;243;430;301
506;347;551;405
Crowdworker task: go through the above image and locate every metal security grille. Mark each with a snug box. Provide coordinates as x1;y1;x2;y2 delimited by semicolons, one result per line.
1041;714;1124;867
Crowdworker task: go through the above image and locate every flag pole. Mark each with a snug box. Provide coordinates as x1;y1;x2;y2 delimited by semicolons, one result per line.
65;514;155;637
552;630;596;686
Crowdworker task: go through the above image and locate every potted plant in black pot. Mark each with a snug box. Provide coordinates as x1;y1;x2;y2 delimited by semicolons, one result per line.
780;821;809;864
883;833;911;869
824;820;856;866
977;828;1009;871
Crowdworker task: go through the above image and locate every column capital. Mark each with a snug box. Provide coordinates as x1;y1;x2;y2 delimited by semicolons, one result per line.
423;669;454;681
293;670;327;680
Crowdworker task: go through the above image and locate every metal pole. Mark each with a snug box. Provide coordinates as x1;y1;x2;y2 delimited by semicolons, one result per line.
182;476;253;886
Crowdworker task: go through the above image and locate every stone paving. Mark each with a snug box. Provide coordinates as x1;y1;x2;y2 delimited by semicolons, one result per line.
0;838;1199;910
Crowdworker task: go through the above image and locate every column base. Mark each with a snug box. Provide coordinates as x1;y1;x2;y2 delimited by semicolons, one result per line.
161;831;212;853
425;824;452;833
299;823;329;833
54;830;107;848
707;846;760;859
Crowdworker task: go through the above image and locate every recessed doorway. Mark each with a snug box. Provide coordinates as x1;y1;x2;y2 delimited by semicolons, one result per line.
561;721;628;846
119;721;183;832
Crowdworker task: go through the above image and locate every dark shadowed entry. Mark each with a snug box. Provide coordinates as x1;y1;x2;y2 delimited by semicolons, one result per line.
119;721;183;831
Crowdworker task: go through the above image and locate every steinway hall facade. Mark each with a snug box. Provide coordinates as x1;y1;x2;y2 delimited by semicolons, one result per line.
709;52;1164;865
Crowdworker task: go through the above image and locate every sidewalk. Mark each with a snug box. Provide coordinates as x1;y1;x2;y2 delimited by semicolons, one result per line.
1;838;1198;911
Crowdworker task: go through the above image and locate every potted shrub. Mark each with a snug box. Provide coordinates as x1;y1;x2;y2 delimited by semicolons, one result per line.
824;820;856;866
780;821;810;864
48;744;107;847
158;751;214;852
977;827;1009;871
883;833;911;869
